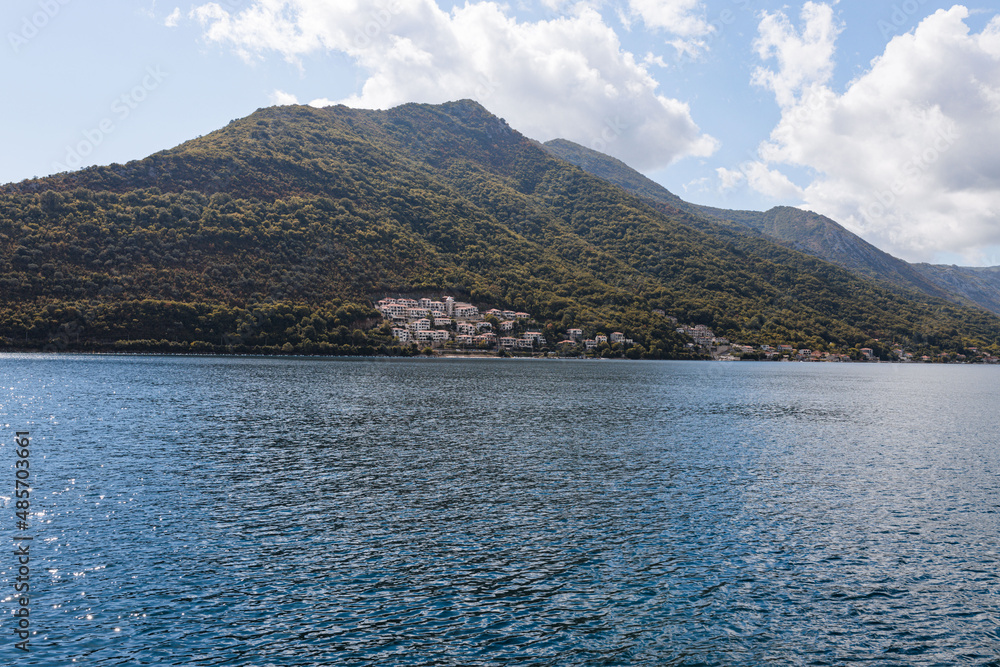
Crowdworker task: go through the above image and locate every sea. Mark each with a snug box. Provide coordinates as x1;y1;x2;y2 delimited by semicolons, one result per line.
1;354;998;665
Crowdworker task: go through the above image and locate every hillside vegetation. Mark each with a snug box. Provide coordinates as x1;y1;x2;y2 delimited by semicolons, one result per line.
2;100;999;358
544;137;1000;318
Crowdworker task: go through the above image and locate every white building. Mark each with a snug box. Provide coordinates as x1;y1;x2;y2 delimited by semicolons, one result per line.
454;304;480;319
377;301;407;318
523;332;545;345
425;300;447;314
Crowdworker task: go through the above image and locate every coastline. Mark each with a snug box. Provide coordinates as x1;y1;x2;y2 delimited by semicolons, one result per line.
1;349;995;364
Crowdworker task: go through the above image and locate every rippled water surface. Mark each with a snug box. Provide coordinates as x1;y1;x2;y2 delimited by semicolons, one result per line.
1;355;999;665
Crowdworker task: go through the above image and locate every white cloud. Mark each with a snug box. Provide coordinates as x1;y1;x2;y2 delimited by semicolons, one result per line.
643;52;669;68
306;97;337;108
627;0;709;36
683;175;710;192
716;166;743;191
743;4;1000;265
627;0;713;56
165;7;182;28
751;1;842;109
539;0;574;11
717;161;803;199
270;90;300;105
743;160;804;200
189;0;717;170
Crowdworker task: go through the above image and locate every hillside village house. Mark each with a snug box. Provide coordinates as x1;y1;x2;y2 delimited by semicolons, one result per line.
379;296;550;351
377;295;644;354
676;324;717;347
610;332;634;345
382;296;940;361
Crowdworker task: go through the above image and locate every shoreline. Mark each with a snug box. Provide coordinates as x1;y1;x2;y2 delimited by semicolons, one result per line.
0;349;994;364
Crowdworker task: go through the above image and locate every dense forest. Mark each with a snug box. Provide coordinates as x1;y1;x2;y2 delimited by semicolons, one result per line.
2;100;999;358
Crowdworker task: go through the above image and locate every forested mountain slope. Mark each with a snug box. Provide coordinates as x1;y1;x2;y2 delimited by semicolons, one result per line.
545;137;1000;319
1;100;998;357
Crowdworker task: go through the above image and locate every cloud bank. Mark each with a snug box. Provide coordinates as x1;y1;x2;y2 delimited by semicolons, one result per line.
190;0;718;170
746;3;1000;264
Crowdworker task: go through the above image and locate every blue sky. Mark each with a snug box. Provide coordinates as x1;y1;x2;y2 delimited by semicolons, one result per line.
3;0;999;265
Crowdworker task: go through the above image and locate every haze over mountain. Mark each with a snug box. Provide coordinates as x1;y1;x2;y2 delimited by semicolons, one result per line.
2;100;999;357
544;138;1000;318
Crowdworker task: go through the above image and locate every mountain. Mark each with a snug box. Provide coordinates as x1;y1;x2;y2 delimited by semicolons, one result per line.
692;206;957;301
540;139;690;213
912;264;1000;315
2;100;999;358
544;138;1000;317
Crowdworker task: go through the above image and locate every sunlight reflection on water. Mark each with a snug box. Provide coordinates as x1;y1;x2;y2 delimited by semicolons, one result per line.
1;355;998;665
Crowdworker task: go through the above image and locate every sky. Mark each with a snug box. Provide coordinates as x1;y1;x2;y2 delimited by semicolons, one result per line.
3;1;1000;266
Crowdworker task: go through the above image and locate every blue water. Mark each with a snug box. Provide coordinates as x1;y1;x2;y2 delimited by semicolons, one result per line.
1;355;999;665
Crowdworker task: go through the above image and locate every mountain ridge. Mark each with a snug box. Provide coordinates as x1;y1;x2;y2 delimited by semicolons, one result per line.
1;100;999;358
543;137;1000;316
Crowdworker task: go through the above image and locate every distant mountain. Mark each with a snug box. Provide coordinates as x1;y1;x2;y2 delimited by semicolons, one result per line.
541;139;773;245
912;264;1000;316
1;101;998;357
691;205;957;302
544;138;1000;317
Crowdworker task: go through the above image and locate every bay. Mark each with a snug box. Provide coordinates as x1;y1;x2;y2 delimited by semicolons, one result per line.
1;355;998;665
